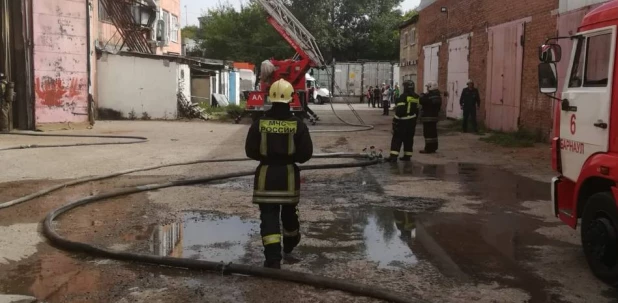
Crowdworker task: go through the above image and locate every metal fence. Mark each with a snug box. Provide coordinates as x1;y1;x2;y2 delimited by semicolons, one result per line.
311;61;398;97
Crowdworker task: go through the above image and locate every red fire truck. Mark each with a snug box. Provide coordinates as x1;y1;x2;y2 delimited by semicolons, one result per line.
538;0;618;284
246;0;326;122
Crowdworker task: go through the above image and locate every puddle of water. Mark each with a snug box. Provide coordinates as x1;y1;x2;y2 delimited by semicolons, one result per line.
382;162;550;204
361;209;418;268
151;212;259;263
150;208;420;270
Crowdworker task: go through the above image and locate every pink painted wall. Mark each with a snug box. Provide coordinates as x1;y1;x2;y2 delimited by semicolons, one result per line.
33;0;89;125
160;0;182;55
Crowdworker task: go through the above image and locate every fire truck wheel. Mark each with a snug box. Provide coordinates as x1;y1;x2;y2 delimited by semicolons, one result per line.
317;96;324;104
581;192;618;284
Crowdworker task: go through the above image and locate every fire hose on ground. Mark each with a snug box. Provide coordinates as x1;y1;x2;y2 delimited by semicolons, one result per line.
42;158;427;303
0;133;426;302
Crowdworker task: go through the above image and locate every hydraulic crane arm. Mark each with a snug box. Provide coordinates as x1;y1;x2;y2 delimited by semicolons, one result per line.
253;0;326;68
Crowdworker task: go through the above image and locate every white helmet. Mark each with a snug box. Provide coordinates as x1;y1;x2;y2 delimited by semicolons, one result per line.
427;81;438;91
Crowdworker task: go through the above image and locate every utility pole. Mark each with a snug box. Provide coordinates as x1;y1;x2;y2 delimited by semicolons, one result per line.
184;5;188;27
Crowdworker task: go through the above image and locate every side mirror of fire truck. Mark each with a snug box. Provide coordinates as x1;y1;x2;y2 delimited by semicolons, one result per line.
538;62;558;94
539;43;562;63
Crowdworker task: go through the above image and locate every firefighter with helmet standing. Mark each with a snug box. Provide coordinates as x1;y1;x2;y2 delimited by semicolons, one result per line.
420;81;442;153
387;80;420;162
245;78;314;269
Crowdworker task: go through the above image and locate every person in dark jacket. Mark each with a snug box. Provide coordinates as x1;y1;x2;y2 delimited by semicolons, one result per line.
367;86;374;107
387;81;420;162
372;86;381;108
245;79;314;269
419;81;442;154
460;79;481;133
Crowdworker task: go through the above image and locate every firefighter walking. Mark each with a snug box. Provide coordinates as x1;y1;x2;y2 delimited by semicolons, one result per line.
387;81;419;162
245;79;314;269
420;82;442;154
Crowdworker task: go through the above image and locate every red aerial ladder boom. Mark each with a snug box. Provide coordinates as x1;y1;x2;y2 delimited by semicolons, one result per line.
246;0;327;118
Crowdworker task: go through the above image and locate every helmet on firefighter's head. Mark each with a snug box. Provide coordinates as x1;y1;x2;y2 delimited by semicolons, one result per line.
0;73;5;80
269;79;294;103
428;82;439;91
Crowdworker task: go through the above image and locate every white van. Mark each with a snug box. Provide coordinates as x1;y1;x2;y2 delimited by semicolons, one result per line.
305;73;331;104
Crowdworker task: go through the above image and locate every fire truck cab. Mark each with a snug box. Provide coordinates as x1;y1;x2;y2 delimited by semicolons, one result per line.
538;0;618;283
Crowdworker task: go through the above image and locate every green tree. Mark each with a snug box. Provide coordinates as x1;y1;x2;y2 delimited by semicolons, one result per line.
195;0;405;64
181;25;200;40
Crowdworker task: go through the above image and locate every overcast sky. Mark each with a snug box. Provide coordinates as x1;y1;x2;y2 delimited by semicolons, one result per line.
181;0;422;26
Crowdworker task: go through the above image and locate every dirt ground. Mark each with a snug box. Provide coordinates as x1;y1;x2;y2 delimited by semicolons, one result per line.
0;103;615;303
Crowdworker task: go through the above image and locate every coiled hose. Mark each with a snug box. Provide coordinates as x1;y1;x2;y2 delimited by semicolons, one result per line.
42;158;425;303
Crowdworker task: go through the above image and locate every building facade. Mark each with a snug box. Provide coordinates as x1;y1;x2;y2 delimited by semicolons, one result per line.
399;15;419;88
416;0;558;137
95;0;182;55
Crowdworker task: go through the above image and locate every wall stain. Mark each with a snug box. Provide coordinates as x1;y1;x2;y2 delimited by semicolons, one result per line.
35;77;85;108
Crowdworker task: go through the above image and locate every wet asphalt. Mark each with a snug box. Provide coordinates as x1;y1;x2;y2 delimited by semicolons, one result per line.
0;108;617;302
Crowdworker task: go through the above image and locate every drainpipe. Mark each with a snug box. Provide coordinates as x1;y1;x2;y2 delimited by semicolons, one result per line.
86;0;94;125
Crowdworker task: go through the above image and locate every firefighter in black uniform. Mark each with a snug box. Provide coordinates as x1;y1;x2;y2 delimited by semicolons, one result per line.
387;81;419;162
419;81;442;154
245;79;314;269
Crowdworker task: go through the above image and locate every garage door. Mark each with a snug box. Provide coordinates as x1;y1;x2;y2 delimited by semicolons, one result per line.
486;20;525;132
423;43;440;93
446;34;470;119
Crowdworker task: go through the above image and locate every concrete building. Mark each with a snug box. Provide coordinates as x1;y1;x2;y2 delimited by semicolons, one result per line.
399;15;420;88
95;0;182;55
416;0;558;137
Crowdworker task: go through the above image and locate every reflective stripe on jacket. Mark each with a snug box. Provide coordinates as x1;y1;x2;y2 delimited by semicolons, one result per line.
245;109;313;204
394;94;419;120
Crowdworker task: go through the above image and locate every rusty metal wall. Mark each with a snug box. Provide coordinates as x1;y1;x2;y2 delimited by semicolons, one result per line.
0;0;35;129
33;0;89;125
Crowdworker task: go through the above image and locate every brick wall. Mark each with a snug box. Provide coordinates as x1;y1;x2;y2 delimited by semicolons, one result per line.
417;0;559;138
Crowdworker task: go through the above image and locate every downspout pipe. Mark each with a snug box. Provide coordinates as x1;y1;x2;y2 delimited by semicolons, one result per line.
86;0;94;125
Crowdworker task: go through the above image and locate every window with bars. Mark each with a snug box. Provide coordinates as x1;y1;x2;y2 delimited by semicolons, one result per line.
98;0;111;22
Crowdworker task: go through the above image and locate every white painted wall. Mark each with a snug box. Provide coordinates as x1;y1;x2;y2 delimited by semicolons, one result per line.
178;64;191;103
559;0;609;14
97;53;182;119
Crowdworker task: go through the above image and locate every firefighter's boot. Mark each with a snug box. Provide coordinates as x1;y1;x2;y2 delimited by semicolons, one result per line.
283;233;301;254
399;155;412;162
263;260;281;269
385;155;398;163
